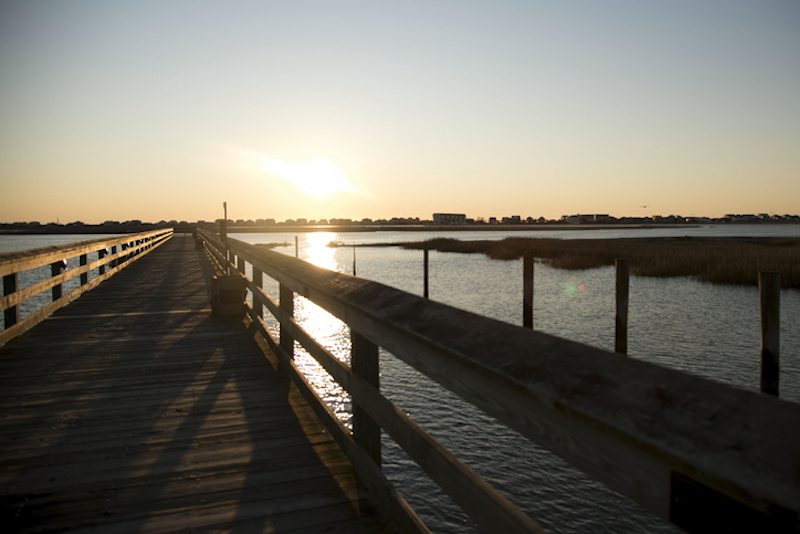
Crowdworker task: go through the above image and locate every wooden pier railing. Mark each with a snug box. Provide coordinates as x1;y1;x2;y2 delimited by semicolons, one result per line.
0;228;172;346
198;228;800;533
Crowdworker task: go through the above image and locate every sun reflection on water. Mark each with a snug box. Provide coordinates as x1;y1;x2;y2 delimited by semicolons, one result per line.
293;232;354;427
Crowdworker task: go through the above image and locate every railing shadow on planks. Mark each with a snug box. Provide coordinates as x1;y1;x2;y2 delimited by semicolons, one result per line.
187;230;800;532
0;229;173;346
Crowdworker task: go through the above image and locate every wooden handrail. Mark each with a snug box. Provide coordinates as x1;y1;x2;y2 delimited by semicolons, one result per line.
196;229;800;533
0;229;173;345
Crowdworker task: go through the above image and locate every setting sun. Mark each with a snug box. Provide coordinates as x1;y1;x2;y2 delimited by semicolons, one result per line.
259;156;359;201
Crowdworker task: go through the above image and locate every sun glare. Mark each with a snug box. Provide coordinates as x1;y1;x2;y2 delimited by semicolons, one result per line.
260;156;358;200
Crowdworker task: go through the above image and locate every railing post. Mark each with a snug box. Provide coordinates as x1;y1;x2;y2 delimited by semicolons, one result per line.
295;236;299;258
98;249;107;275
423;246;430;299
615;258;630;354
80;254;88;286
110;246;117;268
51;260;66;301
221;202;229;275
237;255;245;274
351;331;381;465
3;273;18;328
279;283;294;360
759;272;780;396
252;267;263;319
523;253;534;329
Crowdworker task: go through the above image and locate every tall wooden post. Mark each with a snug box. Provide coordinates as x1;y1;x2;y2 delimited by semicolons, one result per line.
295;236;299;258
353;245;357;276
523;253;534;329
279;283;294;360
759;272;780;396
51;260;65;301
80;254;88;286
352;331;381;465
252;268;263;319
3;273;18;328
423;247;430;299
615;259;630;354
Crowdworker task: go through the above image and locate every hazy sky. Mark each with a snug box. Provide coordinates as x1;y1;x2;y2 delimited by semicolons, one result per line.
1;1;798;224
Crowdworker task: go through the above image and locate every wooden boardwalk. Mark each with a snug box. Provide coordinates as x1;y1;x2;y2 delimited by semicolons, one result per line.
0;234;394;533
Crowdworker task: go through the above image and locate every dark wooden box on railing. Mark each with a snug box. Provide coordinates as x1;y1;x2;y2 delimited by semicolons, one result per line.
211;275;247;318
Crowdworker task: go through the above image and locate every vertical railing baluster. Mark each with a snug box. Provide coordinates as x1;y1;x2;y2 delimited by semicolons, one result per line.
352;331;381;465
279;283;294;361
423;247;430;299
80;254;88;285
252;267;263;319
51;260;65;301
3;273;18;328
98;249;107;275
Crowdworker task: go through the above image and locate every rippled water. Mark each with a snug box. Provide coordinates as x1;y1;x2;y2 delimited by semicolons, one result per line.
234;226;799;533
3;226;798;532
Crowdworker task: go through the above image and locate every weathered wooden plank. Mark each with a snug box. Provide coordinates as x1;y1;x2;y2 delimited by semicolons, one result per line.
1;235;395;534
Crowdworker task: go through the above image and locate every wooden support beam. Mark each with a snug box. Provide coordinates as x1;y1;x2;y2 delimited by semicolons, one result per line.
351;331;381;466
759;272;780;397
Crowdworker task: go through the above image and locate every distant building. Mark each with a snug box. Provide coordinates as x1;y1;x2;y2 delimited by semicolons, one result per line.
433;213;466;224
563;214;610;224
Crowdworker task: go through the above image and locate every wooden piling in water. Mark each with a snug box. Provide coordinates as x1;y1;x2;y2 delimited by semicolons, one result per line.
615;259;630;354
759;271;780;396
523;253;534;329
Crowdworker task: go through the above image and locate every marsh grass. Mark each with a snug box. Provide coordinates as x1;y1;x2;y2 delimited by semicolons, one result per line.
400;237;800;288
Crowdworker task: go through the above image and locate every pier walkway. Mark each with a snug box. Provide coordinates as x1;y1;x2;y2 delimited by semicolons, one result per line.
0;235;393;533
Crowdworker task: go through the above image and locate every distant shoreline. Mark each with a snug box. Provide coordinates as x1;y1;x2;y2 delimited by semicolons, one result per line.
223;223;694;233
4;222;800;235
0;223;687;235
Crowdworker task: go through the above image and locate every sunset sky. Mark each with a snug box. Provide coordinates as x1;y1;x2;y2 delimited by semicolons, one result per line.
1;1;798;224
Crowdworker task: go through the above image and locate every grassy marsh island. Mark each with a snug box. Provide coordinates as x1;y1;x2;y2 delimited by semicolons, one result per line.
394;237;800;288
